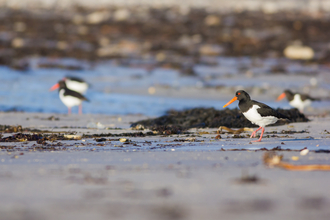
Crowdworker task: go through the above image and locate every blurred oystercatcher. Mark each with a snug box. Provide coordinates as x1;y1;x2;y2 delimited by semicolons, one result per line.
223;90;289;142
50;76;89;114
276;89;319;112
50;80;89;114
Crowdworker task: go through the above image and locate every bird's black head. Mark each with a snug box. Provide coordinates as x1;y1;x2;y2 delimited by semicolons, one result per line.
58;80;67;89
223;90;251;108
277;89;294;101
284;90;294;98
235;90;251;101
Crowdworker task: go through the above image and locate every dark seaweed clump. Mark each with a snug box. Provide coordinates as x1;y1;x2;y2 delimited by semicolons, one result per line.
0;133;73;143
131;107;309;131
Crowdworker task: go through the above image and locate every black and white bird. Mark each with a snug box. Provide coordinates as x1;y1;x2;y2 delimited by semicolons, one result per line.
50;80;89;114
276;89;320;112
223;90;289;142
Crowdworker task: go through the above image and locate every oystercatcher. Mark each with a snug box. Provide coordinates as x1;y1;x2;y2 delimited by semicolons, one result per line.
223;90;289;142
276;90;319;112
50;80;89;114
50;76;89;114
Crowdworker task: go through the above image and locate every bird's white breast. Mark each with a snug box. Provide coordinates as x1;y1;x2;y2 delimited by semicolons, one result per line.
59;89;82;108
289;94;311;112
243;105;278;127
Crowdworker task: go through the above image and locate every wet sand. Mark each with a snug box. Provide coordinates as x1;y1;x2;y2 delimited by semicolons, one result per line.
0;112;330;220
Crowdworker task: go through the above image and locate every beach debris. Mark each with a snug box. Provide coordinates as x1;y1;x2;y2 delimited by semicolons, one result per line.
0;125;23;133
148;87;156;95
198;131;210;135
95;138;107;142
131;124;145;130
204;15;221;26
184;138;196;142
87;122;106;129
291;156;299;161
234;170;262;184
0;6;329;75
300;148;309;156
218;126;254;134
119;138;128;142
284;44;314;60
0;133;43;142
156;188;173;197
150;125;184;135
64;134;82;140
263;152;330;171
43;116;60;121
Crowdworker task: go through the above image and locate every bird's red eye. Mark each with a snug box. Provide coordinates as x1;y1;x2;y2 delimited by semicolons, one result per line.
238;92;241;95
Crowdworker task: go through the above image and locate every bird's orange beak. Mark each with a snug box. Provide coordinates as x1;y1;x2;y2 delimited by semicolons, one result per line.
223;96;237;108
49;83;59;91
276;92;286;101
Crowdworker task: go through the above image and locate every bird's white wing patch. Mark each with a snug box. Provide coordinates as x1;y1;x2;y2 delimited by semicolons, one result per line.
243;105;278;127
289;94;311;112
65;80;88;94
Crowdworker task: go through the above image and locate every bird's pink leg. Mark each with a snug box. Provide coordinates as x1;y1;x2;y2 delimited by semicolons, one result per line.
252;127;265;142
250;127;262;138
79;104;82;115
68;107;71;115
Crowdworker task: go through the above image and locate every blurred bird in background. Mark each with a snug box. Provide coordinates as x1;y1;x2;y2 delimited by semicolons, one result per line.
276;90;320;113
50;77;89;114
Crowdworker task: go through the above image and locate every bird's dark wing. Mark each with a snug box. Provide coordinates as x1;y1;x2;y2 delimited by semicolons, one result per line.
66;76;85;83
64;89;89;102
252;100;288;119
300;94;320;101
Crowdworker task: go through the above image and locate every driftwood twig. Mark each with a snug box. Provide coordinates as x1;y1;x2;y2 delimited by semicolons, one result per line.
218;126;254;134
263;152;330;171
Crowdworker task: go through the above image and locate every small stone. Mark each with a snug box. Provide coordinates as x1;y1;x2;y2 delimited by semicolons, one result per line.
185;138;196;142
300;149;309;156
12;38;24;48
291;156;299;161
204;15;221;26
148;86;156;95
119;138;127;142
64;135;82;140
284;44;314;60
14;22;26;32
95;138;107;142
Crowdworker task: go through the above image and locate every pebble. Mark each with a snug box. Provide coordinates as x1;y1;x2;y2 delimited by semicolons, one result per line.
284;44;314;60
300;149;309;156
148;87;156;95
291;156;299;161
119;138;128;142
64;135;82;140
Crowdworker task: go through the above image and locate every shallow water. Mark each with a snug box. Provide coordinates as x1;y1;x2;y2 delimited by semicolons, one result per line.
0;58;329;116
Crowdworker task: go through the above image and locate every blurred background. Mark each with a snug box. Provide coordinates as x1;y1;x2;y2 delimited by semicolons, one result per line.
0;0;330;115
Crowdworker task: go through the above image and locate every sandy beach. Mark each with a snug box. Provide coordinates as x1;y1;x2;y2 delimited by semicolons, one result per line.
0;112;330;220
0;2;330;219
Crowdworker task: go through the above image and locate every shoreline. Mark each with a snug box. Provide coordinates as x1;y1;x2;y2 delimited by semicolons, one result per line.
0;112;330;219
